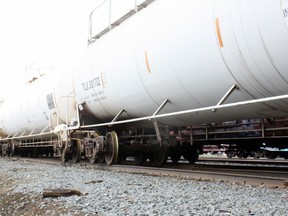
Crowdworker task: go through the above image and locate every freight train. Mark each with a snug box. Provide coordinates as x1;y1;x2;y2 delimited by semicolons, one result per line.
1;0;288;165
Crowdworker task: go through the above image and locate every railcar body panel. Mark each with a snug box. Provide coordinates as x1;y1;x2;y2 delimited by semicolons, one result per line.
74;0;288;126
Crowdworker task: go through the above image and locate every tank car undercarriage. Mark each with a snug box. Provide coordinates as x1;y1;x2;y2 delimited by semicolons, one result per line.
193;118;288;159
63;121;200;166
2;117;288;163
0;121;200;167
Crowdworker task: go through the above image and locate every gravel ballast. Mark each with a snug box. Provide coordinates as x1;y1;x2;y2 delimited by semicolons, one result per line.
0;157;288;216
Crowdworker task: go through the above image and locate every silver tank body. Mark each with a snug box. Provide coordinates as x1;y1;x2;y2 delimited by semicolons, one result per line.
74;0;288;126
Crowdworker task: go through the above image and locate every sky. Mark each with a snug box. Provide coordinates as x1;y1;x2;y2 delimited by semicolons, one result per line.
0;0;99;97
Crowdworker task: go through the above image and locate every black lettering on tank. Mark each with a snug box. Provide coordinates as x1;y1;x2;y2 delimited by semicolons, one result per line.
81;82;89;91
46;93;55;110
81;77;102;91
283;8;288;18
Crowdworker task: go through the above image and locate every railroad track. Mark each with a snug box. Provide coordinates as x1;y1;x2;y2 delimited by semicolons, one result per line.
6;156;288;189
198;156;288;166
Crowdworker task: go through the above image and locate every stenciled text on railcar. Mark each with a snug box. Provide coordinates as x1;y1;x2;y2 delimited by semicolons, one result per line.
81;77;101;91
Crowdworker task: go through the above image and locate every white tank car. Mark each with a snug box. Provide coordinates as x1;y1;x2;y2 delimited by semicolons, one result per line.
0;77;52;137
74;0;288;127
0;65;76;138
1;0;288;165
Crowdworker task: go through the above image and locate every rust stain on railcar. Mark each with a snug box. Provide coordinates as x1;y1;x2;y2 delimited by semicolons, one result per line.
100;71;107;89
145;50;151;73
215;17;224;48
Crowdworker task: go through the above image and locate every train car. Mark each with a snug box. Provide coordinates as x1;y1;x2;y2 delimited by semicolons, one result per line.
0;64;77;158
1;0;288;165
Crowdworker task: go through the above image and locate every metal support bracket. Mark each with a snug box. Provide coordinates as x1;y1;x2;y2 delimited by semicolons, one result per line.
12;131;20;139
149;99;170;121
189;125;193;145
20;130;28;137
28;128;36;136
212;84;238;112
109;109;126;127
153;121;162;145
40;125;50;134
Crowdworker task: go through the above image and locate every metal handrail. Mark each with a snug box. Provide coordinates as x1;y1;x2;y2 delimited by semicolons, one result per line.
88;0;156;45
79;94;288;129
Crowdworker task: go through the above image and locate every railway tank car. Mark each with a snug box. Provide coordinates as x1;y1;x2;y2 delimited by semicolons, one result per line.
0;64;78;158
1;0;288;165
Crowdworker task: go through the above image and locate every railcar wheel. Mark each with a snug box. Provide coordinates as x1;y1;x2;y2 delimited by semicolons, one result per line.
32;148;38;158
9;143;14;157
71;139;81;163
2;144;7;156
88;155;104;164
105;131;119;165
183;146;199;164
150;147;167;167
134;155;147;166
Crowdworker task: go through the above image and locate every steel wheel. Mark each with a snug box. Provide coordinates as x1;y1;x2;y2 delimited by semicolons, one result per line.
183;146;199;164
71;139;81;163
134;155;147;166
105;131;119;165
150;147;167;167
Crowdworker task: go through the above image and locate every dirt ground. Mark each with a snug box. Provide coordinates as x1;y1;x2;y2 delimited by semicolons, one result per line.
0;174;92;216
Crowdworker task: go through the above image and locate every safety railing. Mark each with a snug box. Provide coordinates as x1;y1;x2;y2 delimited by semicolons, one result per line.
88;0;155;45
